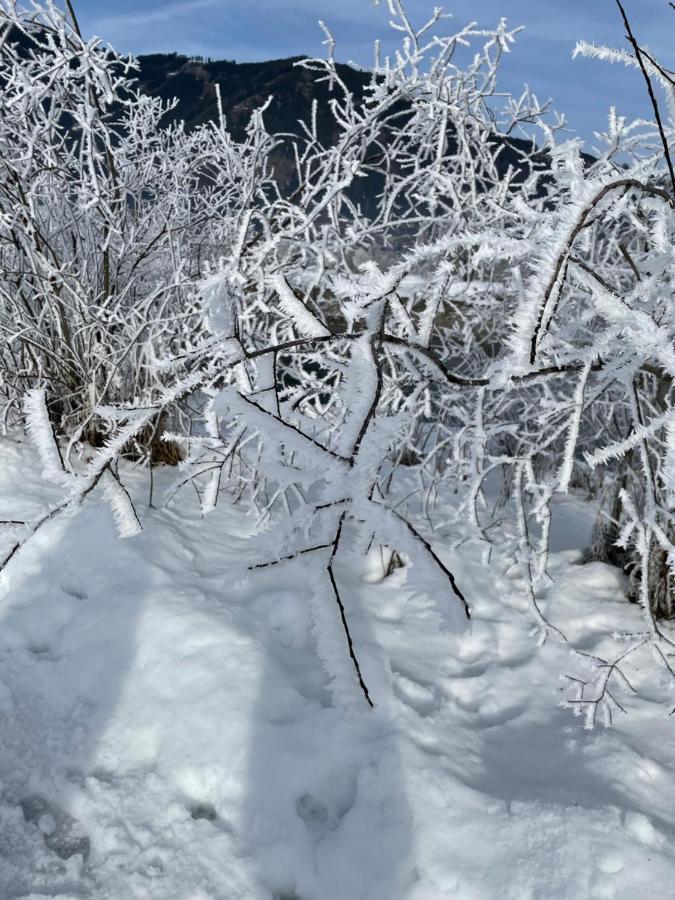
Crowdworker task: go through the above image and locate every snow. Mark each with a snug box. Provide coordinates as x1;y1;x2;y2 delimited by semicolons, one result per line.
2;437;675;899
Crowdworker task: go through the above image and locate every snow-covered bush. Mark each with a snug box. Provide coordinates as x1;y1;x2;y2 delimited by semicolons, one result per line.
0;1;202;459
0;0;560;702
152;4;575;701
1;0;674;713
469;9;675;722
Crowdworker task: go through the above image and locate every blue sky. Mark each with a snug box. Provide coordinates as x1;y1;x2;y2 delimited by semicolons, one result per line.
69;0;671;149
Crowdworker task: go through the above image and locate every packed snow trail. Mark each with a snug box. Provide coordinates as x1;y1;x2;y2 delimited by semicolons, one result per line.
1;437;675;899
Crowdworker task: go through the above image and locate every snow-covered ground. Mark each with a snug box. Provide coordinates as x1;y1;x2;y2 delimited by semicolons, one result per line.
1;436;675;899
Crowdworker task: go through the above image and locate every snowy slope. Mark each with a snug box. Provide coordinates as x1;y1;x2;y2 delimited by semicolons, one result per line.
1;436;675;899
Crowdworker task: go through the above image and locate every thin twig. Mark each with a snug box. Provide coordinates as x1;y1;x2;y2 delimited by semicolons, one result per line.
615;0;675;198
619;242;642;281
64;0;83;38
248;541;333;569
327;513;374;707
387;505;471;618
530;178;673;363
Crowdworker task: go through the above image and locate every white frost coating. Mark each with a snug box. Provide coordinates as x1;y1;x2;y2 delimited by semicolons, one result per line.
573;39;672;95
664;416;675;504
268;273;331;338
200;273;237;340
570;266;675;377
102;471;142;538
416;263;453;348
202;468;221;515
335;335;379;457
556;362;590;493
510;177;605;365
588;407;675;469
23;388;66;481
88;373;201;479
201;403;223;515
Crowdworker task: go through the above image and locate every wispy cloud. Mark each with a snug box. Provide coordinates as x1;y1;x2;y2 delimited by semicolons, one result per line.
89;0;221;37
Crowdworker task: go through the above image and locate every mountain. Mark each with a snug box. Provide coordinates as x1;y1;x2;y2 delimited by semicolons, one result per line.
132;52;556;212
135;53;371;144
135;53;377;205
5;24;581;213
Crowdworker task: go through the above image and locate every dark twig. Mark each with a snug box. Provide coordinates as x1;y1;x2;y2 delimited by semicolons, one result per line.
248;541;333;569
615;0;675;198
64;0;83;38
348;336;384;465
236;392;349;465
619;242;642;281
327;513;374;707
530;178;673;364
639;48;675;86
386;504;471;619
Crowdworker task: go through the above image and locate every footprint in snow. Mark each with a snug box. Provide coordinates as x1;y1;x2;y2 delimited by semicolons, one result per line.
60;582;88;602
189;800;218;822
392;670;441;717
474;700;527;728
624;811;662;847
445;660;491;679
294;768;358;840
27;643;55;659
20;794;90;860
596;850;624;874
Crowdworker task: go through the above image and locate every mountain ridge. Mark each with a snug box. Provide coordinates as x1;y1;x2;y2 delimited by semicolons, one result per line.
132;51;562;211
